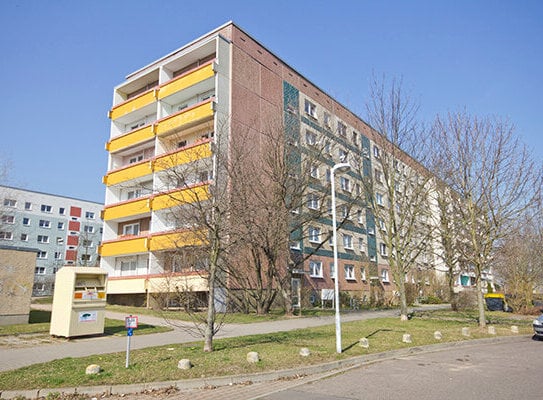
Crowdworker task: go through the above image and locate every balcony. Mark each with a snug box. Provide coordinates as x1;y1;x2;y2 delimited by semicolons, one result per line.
158;62;215;101
102;197;151;221
149;230;204;252
155;100;214;137
109;89;158;121
106;124;155;153
103;160;153;186
154;141;212;172
99;236;148;257
151;184;209;211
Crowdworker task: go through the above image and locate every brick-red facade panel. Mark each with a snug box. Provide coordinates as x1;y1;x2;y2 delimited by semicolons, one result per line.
67;235;79;246
68;221;80;231
70;206;82;217
65;250;77;261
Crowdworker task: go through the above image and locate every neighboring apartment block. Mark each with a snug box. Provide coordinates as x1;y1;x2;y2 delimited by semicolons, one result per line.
101;22;480;307
0;186;103;296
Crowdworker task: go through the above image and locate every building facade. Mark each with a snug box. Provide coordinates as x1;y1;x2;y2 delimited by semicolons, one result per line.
0;186;103;296
100;22;457;308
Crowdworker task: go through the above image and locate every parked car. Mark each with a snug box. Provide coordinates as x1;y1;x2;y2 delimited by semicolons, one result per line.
533;314;543;339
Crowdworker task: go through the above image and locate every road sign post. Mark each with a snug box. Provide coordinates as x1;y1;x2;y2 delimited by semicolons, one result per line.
124;315;138;368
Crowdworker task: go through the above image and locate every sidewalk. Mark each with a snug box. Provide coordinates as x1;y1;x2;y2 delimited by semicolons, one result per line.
0;305;433;372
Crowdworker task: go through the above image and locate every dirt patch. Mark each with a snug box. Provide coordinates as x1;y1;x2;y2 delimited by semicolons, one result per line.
0;333;67;348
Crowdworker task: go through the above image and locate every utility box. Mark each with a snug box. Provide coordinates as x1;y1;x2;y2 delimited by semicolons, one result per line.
50;267;108;338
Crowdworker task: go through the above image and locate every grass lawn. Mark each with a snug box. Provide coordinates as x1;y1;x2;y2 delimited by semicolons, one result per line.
0;309;534;391
0;310;172;338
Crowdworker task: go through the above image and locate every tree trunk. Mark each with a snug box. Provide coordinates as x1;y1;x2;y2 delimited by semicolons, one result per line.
476;278;486;328
398;277;409;320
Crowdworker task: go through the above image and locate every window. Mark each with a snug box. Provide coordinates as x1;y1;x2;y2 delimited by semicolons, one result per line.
352;131;359;146
367;226;375;235
307;193;320;210
84;225;95;233
24;202;32;210
39;219;51;228
373;145;380;159
378;218;386;231
120;260;137;274
23;217;30;226
122;223;139;236
54;251;62;260
82;239;93;247
20;233;28;241
375;193;384;206
361;267;367;281
37;251;47;259
2;215;14;224
127;189;142;200
337;121;347;137
330;262;336;279
129;153;144;164
374;169;383;183
35;266;46;275
338;149;348;162
85;211;95;219
309;260;323;277
310;164;319;179
56;237;64;245
323;112;331;128
0;231;13;240
33;283;46;291
289;240;301;250
58;222;65;230
344;264;355;280
358;237;365;252
325;168;331;182
304;99;317;118
3;199;16;207
37;235;49;243
305;130;317;146
308;226;321;243
381;269;389;282
340;204;349;219
380;243;388;256
81;254;91;262
59;207;65;215
343;234;353;249
357;210;364;224
41;204;52;213
340;176;351;192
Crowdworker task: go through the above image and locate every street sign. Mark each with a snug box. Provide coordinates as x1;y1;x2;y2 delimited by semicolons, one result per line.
125;315;138;329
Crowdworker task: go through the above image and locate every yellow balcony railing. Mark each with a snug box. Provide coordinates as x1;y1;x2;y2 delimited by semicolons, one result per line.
155;101;214;137
149;230;205;252
151;185;209;211
102;197;151;221
109;89;158;121
99;236;148;257
158;62;215;100
106;124;155;153
103;161;153;186
154;141;212;172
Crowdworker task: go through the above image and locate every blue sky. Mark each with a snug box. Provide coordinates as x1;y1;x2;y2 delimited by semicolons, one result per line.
1;0;541;203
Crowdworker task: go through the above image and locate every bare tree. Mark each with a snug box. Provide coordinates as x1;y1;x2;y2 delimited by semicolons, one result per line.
362;76;434;320
430;111;541;327
493;206;543;311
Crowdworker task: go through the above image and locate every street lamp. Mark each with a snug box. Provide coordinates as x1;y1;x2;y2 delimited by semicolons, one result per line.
331;162;350;354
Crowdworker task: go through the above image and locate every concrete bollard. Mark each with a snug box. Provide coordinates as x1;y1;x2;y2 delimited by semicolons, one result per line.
488;326;496;335
247;351;260;363
85;364;101;375
511;325;519;334
462;327;470;337
299;348;311;357
402;333;412;343
177;359;192;370
359;337;370;348
434;331;442;340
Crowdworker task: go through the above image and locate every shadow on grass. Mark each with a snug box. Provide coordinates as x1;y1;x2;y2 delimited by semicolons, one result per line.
342;328;395;352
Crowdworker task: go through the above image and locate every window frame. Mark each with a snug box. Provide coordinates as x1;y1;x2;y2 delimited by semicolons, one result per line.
309;260;323;278
344;264;355;280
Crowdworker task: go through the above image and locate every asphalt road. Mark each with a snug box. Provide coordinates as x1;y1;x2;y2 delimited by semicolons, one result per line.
257;336;542;400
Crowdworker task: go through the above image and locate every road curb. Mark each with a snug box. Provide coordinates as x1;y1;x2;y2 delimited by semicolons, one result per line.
0;335;531;399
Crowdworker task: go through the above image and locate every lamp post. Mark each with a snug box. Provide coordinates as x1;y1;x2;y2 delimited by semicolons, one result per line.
331;162;350;354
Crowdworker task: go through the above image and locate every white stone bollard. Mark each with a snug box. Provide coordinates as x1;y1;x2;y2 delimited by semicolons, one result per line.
177;359;192;370
488;326;496;335
247;351;260;363
402;333;412;343
462;327;470;337
85;364;101;375
359;337;370;348
434;331;442;340
511;325;519;334
299;348;311;357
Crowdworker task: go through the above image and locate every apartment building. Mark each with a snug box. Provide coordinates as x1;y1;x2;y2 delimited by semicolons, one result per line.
0;185;103;296
100;22;449;308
